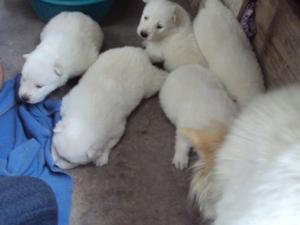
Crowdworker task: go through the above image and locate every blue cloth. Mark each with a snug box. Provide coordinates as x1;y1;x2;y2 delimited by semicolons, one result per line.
0;176;58;225
0;75;73;225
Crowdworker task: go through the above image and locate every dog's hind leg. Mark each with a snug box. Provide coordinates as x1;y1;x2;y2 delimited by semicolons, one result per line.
95;137;122;167
92;124;125;167
172;129;192;170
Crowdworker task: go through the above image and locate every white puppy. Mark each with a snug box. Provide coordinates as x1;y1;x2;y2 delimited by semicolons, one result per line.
137;0;207;72
52;47;168;169
193;0;264;107
159;64;238;169
189;86;300;224
19;12;103;104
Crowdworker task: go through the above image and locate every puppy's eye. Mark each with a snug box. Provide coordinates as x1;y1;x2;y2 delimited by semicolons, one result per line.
144;16;148;20
35;84;43;89
157;24;163;29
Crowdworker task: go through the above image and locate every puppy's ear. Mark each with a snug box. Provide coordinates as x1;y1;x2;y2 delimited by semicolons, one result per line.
53;121;65;134
172;5;178;25
54;63;64;77
0;64;4;90
23;53;31;60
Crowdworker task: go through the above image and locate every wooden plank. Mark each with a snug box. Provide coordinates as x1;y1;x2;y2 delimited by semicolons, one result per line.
191;0;300;88
253;0;280;58
223;0;250;18
253;0;300;88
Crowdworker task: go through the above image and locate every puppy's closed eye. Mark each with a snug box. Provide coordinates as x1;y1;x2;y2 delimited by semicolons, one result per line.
157;24;163;29
35;84;44;89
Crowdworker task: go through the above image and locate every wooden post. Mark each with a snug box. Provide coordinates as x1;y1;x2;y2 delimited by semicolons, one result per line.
253;0;300;88
222;0;250;18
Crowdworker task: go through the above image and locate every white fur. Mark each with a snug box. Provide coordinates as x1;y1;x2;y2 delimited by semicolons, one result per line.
214;86;300;225
190;162;220;220
19;12;103;104
192;86;300;224
52;47;167;169
137;0;207;72
193;0;264;107
159;64;238;169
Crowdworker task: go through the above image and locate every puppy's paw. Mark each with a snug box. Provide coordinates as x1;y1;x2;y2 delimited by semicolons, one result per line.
87;147;97;160
95;152;109;167
172;153;189;170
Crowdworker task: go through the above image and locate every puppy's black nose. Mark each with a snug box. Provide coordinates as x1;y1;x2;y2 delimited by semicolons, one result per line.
140;31;148;38
21;95;30;102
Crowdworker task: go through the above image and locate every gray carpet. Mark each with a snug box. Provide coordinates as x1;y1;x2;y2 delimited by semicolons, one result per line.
0;0;204;224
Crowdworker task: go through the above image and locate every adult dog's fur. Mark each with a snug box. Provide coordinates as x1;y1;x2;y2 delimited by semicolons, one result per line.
159;64;238;169
191;86;300;224
137;0;207;72
193;0;264;107
52;47;168;169
181;124;228;219
19;12;103;104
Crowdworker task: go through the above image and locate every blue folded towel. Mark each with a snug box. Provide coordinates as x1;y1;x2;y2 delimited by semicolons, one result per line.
0;75;73;225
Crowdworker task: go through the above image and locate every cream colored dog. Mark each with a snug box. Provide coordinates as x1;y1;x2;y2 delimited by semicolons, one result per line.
159;64;238;169
52;47;168;169
193;0;264;107
188;86;300;224
137;0;207;71
19;12;103;104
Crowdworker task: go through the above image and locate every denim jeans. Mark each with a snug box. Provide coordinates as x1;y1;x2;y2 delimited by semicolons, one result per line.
0;176;58;225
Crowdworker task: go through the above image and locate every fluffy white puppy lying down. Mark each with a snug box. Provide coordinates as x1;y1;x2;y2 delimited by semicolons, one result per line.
52;47;168;169
188;85;300;224
19;12;103;104
137;0;207;72
159;64;238;169
193;0;264;107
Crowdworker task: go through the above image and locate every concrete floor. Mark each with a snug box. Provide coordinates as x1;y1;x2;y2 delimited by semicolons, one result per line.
0;0;204;224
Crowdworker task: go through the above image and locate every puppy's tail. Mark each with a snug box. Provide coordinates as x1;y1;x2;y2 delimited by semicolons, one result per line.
180;123;228;220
